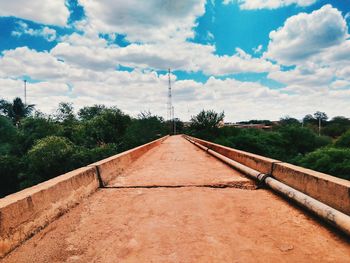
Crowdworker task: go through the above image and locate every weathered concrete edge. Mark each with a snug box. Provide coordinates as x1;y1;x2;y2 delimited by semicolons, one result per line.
87;135;169;185
0;135;169;258
185;135;350;216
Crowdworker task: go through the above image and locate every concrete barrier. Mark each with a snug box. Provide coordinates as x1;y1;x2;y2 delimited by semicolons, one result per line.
186;135;350;216
88;136;169;185
272;163;350;215
0;167;99;258
186;136;279;174
0;135;169;258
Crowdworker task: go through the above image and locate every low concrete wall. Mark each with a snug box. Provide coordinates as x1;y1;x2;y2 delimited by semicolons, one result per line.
0;135;169;258
186;135;350;216
88;136;169;185
273;163;350;215
186;136;279;174
0;167;99;258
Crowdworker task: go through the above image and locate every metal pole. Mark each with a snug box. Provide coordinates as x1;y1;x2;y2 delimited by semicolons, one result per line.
24;80;27;105
319;117;321;136
172;106;176;135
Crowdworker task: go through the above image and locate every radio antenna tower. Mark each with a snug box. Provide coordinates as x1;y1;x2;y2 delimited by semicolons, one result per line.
167;68;172;121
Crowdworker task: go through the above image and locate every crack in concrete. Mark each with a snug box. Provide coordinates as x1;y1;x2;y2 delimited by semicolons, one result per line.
101;182;257;190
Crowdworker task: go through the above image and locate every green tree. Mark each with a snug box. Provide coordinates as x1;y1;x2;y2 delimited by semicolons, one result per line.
279;116;300;126
323;116;350;138
0;97;35;125
296;147;350;180
279;126;331;156
190;110;224;139
78;104;106;121
82;108;131;147
123;112;166;149
0;116;18;155
335;130;350;148
0;155;21;197
19;117;61;152
23;136;76;186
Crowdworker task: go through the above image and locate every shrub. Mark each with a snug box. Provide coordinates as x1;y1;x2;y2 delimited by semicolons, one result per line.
23;136;75;186
296;147;350;180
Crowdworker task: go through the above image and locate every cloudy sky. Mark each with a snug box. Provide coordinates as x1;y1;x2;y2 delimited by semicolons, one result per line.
0;0;349;121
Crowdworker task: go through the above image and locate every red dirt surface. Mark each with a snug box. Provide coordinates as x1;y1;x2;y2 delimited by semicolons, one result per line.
2;136;349;262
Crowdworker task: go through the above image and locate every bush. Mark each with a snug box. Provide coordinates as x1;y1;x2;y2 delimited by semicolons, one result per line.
71;144;119;167
215;129;287;160
82;108;131;147
296;147;350;180
122;113;166;150
0;155;21;197
278;126;331;156
19;117;61;152
23;136;75;186
0;116;18;155
335;130;350;148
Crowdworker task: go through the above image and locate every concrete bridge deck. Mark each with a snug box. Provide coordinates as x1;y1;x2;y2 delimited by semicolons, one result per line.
2;136;349;262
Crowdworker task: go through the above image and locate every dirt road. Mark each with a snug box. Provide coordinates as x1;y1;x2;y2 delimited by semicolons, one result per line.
2;136;349;262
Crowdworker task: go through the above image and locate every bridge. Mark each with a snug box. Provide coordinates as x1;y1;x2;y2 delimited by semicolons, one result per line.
1;135;349;262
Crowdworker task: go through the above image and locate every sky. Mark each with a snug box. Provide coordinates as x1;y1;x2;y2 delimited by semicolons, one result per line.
0;0;349;122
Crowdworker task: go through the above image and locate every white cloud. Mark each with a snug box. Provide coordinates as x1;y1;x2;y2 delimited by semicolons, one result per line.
224;0;317;9
253;45;263;54
268;64;334;87
0;0;69;26
265;5;350;91
51;35;277;75
12;21;57;42
265;5;348;65
77;0;206;42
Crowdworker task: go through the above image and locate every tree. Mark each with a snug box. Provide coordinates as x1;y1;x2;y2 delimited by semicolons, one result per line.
122;112;166;149
54;102;76;123
190;110;224;130
323;116;350;138
0;116;18;155
303;114;317;125
82;108;131;147
314;111;328;136
190;110;224;139
24;136;76;186
279;126;331;156
314;111;328;122
78;104;106;121
335;130;350;148
279;116;300;126
0;97;35;125
296;147;350;180
0;155;21;198
19;117;61;152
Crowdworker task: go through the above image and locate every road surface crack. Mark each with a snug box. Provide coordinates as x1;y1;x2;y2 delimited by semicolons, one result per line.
102;182;257;190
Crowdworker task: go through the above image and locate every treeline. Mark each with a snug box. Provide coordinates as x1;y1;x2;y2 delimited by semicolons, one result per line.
0;98;179;197
1;98;350;198
188;110;350;180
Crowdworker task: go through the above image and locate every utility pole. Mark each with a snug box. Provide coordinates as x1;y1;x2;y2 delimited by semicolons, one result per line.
167;68;172;121
24;79;27;105
318;117;321;136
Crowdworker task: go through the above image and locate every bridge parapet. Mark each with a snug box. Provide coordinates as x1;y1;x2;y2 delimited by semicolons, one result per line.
186;135;350;216
0;136;169;258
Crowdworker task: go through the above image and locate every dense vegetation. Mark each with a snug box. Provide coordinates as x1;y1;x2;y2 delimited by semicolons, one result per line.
188;110;350;181
1;98;349;198
0;98;176;197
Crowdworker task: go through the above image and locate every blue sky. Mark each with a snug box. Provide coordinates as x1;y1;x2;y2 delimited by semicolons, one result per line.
0;0;350;121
